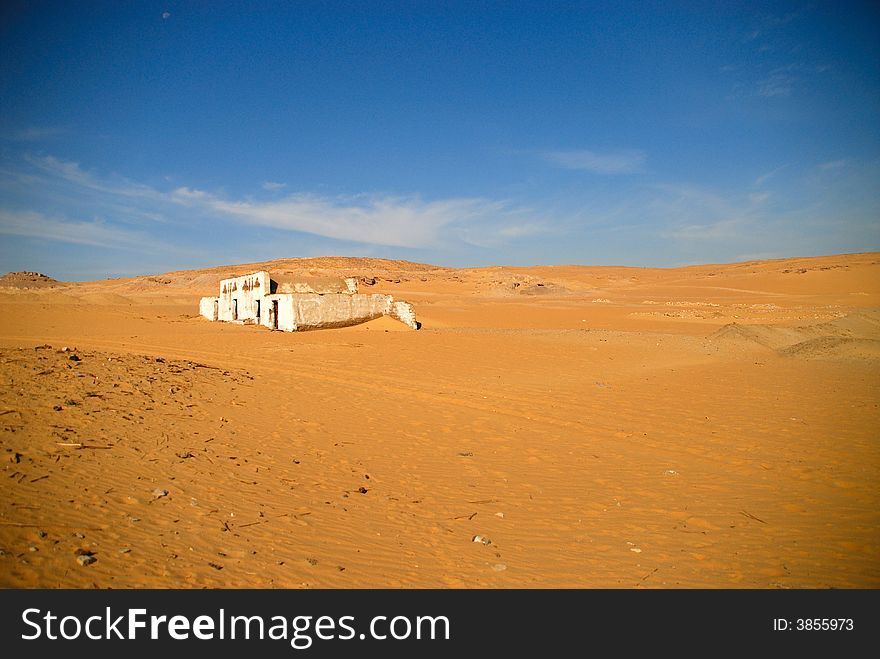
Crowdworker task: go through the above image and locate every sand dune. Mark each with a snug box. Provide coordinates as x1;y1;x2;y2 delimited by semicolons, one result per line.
1;253;878;588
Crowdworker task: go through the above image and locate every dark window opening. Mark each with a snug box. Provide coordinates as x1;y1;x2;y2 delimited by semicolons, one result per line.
272;300;279;330
232;299;238;320
256;299;261;320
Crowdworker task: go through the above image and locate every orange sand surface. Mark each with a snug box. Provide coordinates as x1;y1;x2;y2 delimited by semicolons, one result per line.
0;253;878;588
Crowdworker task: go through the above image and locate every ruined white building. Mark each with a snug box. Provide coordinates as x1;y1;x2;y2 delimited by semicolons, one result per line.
199;271;419;331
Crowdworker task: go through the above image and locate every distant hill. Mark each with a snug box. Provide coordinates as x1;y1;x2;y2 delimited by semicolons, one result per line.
0;271;61;289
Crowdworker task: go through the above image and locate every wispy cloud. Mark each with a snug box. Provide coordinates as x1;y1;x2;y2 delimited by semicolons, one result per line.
756;72;795;97
5;154;540;251
819;159;848;170
207;192;510;248
25;155;163;201
666;218;747;242
262;181;287;191
0;209;157;249
4;126;65;142
542;149;646;174
754;164;788;187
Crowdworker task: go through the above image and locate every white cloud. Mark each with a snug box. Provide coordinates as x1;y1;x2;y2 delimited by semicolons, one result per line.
12;154;533;250
0;209;156;249
26;155;163;200
171;186;210;202
753;164;788;187
262;181;287;191
497;223;546;238
5;127;65;142
756;73;794;97
207;193;509;248
667;218;746;242
542;149;646;174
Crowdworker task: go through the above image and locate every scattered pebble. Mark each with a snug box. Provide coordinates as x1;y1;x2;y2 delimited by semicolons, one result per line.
630;547;642;553
68;354;81;362
664;470;679;476
472;535;492;546
28;546;38;552
75;550;97;566
358;487;368;494
491;563;507;572
119;548;131;554
152;488;169;500
495;512;505;519
38;530;47;538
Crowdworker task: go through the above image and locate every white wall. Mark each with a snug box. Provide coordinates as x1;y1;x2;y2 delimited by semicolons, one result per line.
199;297;219;321
218;271;271;323
288;293;394;330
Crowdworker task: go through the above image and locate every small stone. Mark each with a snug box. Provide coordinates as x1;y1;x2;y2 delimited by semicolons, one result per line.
28;546;38;552
119;548;131;554
630;547;642;553
10;452;21;463
358;487;368;494
495;512;504;519
492;563;507;572
75;532;85;539
68;354;81;362
151;488;169;500
472;535;492;546
664;469;679;476
76;553;97;566
61;347;70;352
38;530;47;538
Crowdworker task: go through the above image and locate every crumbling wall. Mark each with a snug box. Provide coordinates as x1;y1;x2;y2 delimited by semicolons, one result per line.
287;293;394;330
390;300;419;329
199;296;219;321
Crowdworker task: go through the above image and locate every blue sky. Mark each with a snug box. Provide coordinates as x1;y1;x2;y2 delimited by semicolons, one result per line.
1;1;878;280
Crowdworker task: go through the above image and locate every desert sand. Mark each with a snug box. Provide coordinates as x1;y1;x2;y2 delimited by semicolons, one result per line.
0;253;877;588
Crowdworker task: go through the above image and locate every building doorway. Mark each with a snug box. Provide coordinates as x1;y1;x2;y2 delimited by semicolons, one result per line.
256;299;261;322
272;300;279;330
232;299;238;320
